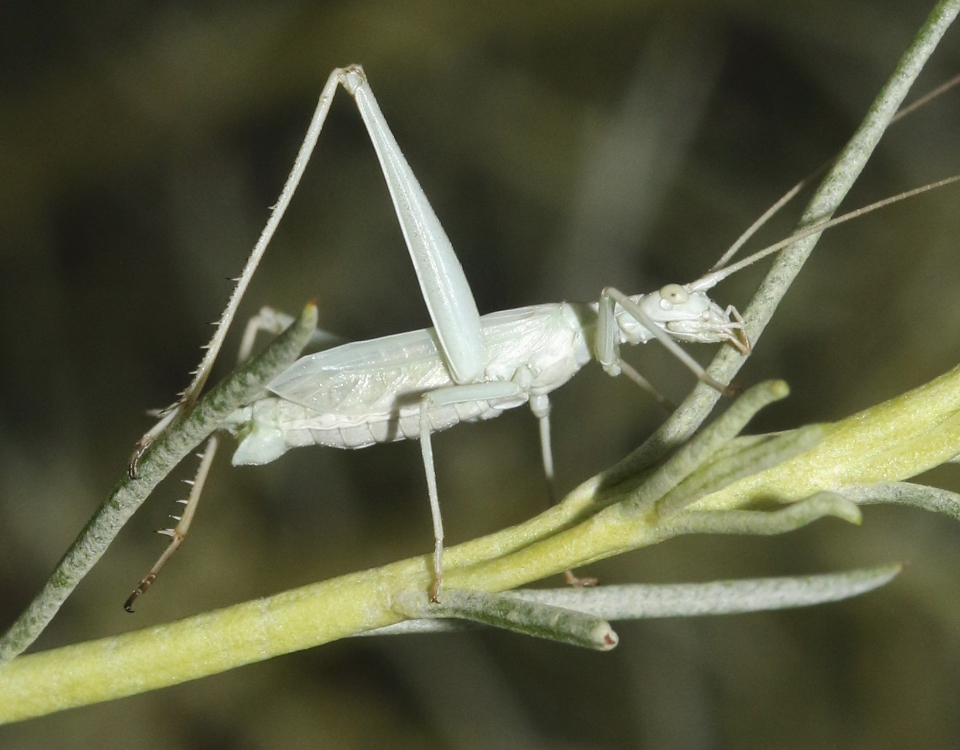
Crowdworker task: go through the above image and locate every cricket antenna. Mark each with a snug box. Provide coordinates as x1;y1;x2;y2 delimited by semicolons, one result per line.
708;72;960;274
688;173;960;293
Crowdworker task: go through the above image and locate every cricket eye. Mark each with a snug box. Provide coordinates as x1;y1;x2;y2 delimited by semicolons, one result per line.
659;284;689;306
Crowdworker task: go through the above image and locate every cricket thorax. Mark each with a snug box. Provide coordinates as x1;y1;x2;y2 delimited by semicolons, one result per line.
478;303;591;393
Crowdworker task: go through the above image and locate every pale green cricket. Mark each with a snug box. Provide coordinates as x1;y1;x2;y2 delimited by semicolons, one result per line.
125;65;959;609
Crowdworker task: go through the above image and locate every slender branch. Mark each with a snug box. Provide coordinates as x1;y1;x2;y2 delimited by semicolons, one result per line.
3;356;959;722
841;482;960;521
392;589;619;650
655;424;828;518
621;380;791;513
367;565;901;635
691;362;960;514
0;303;319;665
660;492;862;537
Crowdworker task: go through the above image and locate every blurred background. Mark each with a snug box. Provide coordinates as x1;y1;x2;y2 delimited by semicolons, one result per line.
2;0;960;747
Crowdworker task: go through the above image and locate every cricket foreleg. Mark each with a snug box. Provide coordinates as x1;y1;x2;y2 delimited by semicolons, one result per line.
419;381;523;602
124;435;219;612
598;287;736;398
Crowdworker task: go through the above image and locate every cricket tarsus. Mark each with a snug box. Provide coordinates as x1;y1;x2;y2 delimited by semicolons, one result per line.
125;436;218;610
128;405;180;478
559;571;597;590
124;574;157;613
127;447;142;479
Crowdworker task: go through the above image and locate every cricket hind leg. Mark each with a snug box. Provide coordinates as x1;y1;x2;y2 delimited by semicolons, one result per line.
125;309;342;610
418;381;524;602
125;435;219;612
528;395;598;588
128;68;354;477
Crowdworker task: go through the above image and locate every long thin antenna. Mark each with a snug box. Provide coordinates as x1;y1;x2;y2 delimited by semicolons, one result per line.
890;71;960;121
709;72;960;273
690;174;960;291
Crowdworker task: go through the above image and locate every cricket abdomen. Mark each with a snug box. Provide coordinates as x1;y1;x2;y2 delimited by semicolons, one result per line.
224;394;512;464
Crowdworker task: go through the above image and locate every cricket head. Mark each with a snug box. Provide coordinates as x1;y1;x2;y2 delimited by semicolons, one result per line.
619;283;750;354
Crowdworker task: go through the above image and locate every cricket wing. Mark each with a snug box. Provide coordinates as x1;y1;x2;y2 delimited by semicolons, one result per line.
267;327;453;415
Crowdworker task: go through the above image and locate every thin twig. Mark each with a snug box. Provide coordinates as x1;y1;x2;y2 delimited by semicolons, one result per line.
366;565;901;635
0;303;318;665
841;482;960;521
2;359;960;721
392;589;619;650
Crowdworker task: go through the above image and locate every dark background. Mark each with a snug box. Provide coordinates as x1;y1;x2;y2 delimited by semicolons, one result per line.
2;1;960;747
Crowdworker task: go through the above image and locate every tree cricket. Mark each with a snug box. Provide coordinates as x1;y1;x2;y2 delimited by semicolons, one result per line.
125;65;959;609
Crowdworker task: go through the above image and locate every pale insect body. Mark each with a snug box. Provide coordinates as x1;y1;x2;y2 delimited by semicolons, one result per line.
126;64;959;609
224;285;742;465
226;303;590;461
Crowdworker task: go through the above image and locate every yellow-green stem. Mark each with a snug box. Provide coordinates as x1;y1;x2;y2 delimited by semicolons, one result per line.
1;362;959;724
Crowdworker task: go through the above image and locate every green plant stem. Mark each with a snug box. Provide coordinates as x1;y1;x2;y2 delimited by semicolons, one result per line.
370;565;902;634
623;380;790;514
1;359;959;723
392;589;619;650
655;425;827;518
0;303;319;665
693;363;960;512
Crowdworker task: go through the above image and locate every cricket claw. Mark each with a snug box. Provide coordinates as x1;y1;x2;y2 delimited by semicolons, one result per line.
124;574;156;613
563;569;598;587
127;444;146;479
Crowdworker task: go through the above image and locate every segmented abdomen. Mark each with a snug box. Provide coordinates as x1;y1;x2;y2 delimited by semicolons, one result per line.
225;394;516;465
